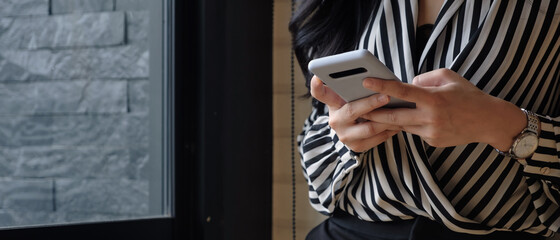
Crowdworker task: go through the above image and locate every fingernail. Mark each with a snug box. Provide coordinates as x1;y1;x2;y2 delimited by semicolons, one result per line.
363;78;374;87
377;94;388;103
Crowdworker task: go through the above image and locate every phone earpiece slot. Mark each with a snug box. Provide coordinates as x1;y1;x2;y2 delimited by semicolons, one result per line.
329;67;367;79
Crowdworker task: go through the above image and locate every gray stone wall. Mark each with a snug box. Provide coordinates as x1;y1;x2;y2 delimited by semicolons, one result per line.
0;0;151;227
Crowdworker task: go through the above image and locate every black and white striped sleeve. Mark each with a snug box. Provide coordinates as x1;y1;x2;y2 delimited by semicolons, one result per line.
517;115;560;231
524;116;560;182
297;104;364;215
523;116;560;192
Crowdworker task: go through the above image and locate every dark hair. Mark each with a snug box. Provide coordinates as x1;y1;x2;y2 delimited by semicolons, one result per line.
289;0;378;98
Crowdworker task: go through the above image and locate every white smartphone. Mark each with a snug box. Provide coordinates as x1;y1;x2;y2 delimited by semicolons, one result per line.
308;49;415;108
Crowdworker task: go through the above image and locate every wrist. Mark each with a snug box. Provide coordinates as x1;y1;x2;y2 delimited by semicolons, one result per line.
483;97;527;152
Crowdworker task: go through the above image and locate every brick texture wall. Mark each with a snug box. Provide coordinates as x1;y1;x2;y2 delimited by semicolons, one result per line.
0;0;151;227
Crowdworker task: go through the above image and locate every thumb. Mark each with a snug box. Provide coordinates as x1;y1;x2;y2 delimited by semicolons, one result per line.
310;76;346;109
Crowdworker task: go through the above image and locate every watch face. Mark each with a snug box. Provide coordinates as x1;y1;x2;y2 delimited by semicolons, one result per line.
513;133;539;159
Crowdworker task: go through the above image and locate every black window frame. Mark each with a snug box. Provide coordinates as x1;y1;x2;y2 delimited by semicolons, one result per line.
0;0;273;239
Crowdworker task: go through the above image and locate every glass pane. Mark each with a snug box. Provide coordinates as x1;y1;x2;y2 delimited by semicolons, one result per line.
0;0;171;228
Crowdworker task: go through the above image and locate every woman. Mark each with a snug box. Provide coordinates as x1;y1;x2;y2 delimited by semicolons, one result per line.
290;0;560;239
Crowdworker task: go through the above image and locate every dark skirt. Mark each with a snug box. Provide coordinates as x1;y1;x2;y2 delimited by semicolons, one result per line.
306;210;545;240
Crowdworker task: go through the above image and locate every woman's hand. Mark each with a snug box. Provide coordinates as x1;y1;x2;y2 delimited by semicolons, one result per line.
310;76;400;152
360;69;526;150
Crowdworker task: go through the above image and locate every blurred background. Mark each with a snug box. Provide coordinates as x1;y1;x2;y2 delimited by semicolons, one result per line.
272;0;325;239
0;0;326;239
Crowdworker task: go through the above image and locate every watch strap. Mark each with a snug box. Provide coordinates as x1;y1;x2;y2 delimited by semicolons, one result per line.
495;108;540;159
523;108;540;135
495;147;515;158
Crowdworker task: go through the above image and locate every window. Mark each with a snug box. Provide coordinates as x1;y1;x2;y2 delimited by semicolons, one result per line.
0;0;170;229
0;0;273;239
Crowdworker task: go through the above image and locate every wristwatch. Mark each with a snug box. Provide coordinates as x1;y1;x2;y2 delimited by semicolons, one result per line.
496;109;540;159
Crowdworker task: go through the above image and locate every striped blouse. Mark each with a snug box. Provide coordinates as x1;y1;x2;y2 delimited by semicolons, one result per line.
298;0;560;237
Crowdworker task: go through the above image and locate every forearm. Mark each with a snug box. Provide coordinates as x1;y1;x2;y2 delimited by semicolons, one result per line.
480;95;527;153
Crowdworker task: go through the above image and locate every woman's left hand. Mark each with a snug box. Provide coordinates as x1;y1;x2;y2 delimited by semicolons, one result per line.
361;68;526;150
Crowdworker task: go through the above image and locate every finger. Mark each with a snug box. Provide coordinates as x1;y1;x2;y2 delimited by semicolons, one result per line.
402;125;446;147
362;77;431;104
412;68;464;87
361;108;426;126
335;93;390;122
399;125;425;136
347;130;400;152
310;76;346;109
338;121;398;142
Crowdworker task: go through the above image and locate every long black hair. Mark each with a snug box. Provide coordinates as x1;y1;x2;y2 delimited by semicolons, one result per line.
289;0;378;96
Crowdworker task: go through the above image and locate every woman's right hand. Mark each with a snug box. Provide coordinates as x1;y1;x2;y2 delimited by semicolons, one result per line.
310;76;401;152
